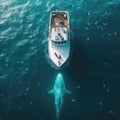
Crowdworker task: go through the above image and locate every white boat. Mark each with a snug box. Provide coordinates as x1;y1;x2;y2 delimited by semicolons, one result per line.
48;11;70;69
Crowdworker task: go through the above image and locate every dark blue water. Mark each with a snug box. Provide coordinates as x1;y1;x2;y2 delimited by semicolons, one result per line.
0;0;120;120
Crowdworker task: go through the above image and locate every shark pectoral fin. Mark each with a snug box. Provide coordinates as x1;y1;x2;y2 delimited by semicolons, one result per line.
65;89;72;95
48;89;54;94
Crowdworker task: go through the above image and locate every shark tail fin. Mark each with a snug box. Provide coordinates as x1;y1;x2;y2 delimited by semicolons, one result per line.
65;89;72;95
56;109;60;120
48;89;54;94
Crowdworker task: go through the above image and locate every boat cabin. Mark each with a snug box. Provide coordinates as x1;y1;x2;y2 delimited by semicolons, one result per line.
50;11;69;43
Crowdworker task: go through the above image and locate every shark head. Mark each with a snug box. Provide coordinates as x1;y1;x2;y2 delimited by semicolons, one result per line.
48;73;71;94
56;73;62;79
55;73;64;88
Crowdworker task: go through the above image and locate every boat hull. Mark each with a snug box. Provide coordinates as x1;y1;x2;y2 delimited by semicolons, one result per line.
48;11;70;69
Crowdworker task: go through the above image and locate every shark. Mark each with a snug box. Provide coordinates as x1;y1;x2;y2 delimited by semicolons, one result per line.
48;73;71;119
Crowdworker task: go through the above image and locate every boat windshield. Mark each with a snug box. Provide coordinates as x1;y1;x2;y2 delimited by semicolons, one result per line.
52;41;67;44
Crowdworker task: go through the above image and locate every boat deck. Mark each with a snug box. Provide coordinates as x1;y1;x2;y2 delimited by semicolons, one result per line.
51;11;69;27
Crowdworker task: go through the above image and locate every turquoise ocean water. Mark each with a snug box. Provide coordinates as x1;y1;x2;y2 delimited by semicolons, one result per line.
0;0;120;120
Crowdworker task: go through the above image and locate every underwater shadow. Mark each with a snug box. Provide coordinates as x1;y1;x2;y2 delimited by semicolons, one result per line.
64;38;95;81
